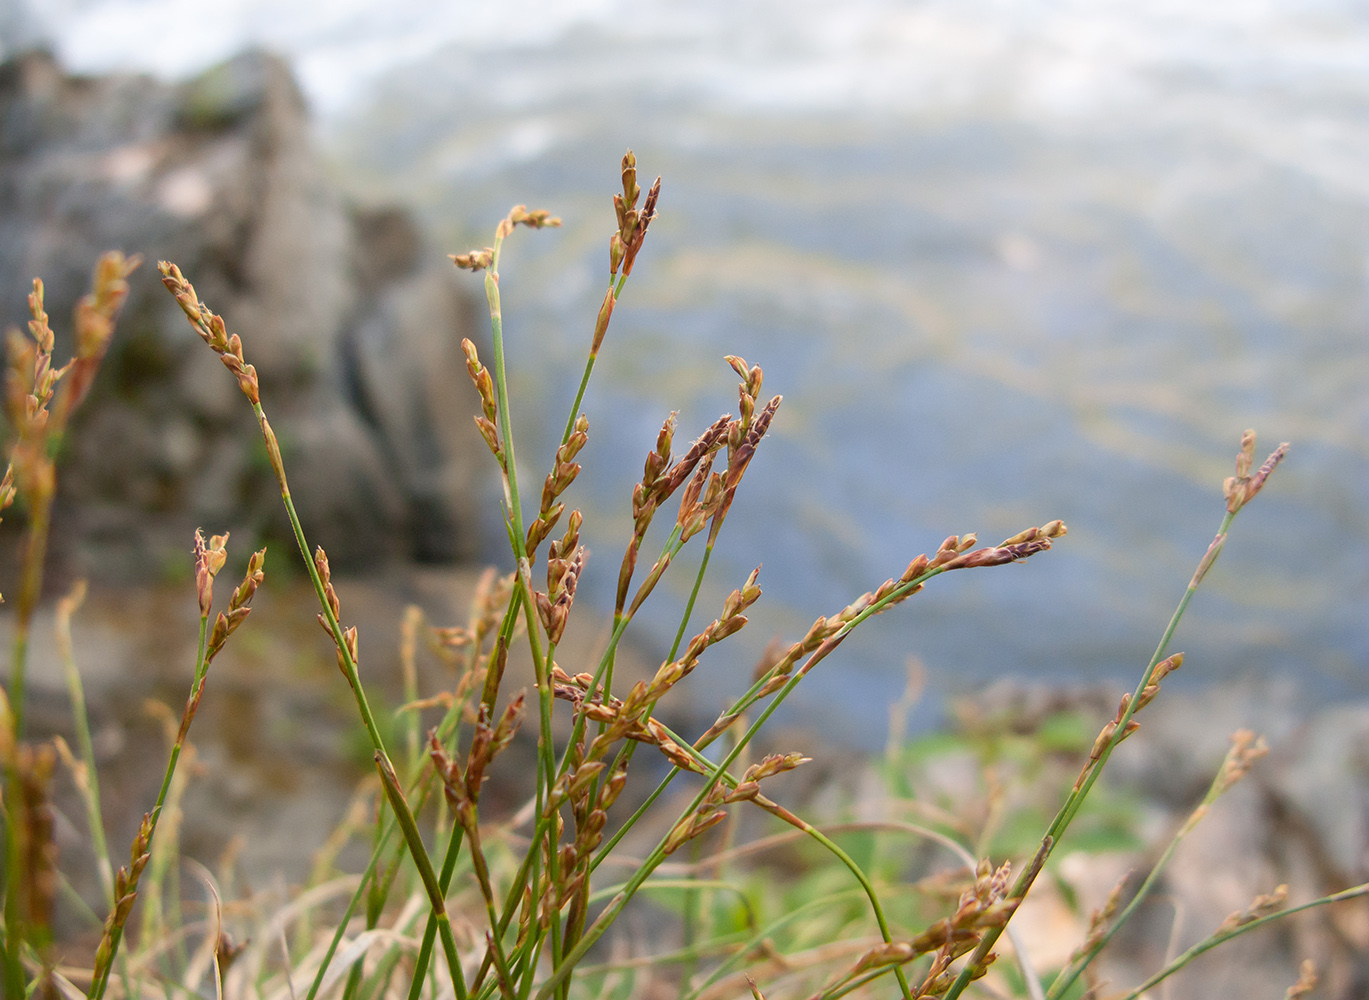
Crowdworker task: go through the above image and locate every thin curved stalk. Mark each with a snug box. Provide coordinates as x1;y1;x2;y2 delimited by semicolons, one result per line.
941;511;1241;1000
1116;882;1369;1000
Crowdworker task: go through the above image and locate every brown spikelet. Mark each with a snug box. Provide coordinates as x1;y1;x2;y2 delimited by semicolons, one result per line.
206;548;266;662
91;811;155;994
59;252;140;420
591;287;615;353
158;261;260;404
1223;430;1289;514
1217;884;1289;934
451;248;495;271
1284;959;1317;999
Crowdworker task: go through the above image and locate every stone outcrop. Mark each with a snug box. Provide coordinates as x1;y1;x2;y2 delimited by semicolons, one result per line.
0;48;487;578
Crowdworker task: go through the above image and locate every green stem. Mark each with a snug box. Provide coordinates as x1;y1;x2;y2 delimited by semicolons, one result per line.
592;558;944;875
58;597;115;905
1047;755;1237;999
406;824;468;1000
534;618;907;1000
559;273;627;445
272;472;389;759
303;820;397;1000
1116;882;1369;1000
307;692;470;1000
375;753;468;1000
941;511;1239;1000
88;612;212;1000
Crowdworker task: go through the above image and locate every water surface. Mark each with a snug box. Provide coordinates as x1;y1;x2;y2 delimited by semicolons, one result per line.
32;0;1369;744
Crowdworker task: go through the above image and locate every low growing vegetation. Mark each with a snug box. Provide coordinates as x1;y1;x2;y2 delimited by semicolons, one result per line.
2;153;1363;1000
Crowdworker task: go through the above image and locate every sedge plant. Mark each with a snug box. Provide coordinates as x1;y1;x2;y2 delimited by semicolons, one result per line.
1;152;1365;1000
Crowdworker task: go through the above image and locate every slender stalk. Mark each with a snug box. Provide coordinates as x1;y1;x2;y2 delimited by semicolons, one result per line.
406;824;468;1000
534;626;900;1000
941;511;1240;1000
88;612;212;1000
303;819;398;1000
476;226;565;999
560;272;626;446
56;585;115;905
271;462;389;758
375;754;467;1000
307;694;469;1000
1116;882;1369;1000
1046;740;1251;1000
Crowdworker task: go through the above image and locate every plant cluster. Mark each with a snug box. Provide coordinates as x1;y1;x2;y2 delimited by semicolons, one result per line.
2;153;1364;1000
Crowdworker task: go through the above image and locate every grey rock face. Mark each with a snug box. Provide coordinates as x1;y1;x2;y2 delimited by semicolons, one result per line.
0;48;486;577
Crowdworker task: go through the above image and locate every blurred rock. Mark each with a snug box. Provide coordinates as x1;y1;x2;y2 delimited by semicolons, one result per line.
0;48;487;579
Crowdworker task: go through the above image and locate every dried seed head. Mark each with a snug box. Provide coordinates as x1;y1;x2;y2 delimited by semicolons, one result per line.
159;262;260;402
333;625;359;677
1090;721;1117;761
662;806;727;855
474;415;503;463
1112;692;1132;725
988;860;1012;900
1284;960;1318;1000
899;553;930;585
1135;652;1183;711
526;501;564;554
230;549;266;612
193;529;230;617
549;509;583;563
1236;429;1257;479
721;567;763;622
1153;651;1184;682
592;286;615;353
742;639;785;687
451;248;495;271
743;752;812;783
462;339;497;422
506;205;562;230
313;547;341;621
597;763;629;811
1072;870;1132;964
216;930;247;974
724;780;760;803
27;278;52;351
1218;884;1288;934
756;674;788;698
640;412;676;491
621;176;660;277
616;535;640;614
853;941;916;976
1223;430;1290;513
490;692;526;756
534;590;555;638
621;150;639;205
1215;729;1268;795
61;252;139;415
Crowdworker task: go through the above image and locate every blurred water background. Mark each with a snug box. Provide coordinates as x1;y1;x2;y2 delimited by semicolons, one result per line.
8;0;1368;745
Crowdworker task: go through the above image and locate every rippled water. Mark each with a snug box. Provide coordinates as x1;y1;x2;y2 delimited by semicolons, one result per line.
31;0;1369;743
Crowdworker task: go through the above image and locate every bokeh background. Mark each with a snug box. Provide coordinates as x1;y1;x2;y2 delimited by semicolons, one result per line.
5;0;1367;745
